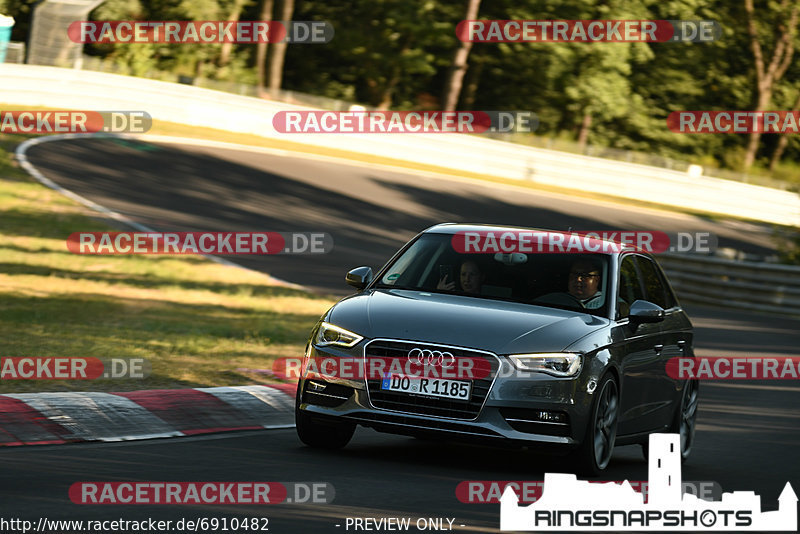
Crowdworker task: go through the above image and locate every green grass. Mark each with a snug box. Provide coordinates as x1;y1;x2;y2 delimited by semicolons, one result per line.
0;131;335;393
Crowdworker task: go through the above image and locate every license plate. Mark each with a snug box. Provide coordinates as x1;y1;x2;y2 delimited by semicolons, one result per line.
380;375;471;400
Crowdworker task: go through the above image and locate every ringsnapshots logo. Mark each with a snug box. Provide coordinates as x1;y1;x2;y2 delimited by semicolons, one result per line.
66;232;333;255
0;110;151;134
500;433;797;531
273;111;538;134
68;21;333;44
457;20;721;43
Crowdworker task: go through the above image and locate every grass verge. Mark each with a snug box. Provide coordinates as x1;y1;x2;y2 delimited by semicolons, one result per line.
0;131;334;393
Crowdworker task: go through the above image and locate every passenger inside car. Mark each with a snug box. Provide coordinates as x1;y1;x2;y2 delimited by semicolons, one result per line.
437;259;485;294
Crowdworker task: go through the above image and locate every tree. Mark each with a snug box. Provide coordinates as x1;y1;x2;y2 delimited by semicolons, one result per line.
563;43;651;151
441;0;481;111
769;89;800;170
256;0;274;94
541;0;654;149
220;0;251;67
267;0;295;95
742;0;799;170
281;0;457;108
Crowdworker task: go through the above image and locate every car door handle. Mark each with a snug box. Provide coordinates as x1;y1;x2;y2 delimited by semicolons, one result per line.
653;344;664;353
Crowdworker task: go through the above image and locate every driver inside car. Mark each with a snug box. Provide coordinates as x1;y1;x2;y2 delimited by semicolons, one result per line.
535;258;604;309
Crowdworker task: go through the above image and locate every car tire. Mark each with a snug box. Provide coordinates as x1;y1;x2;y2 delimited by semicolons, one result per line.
640;378;698;462
574;374;619;476
671;378;699;461
295;384;355;449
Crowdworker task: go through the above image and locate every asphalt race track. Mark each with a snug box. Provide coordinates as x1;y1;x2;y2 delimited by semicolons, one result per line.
22;137;779;293
3;137;798;533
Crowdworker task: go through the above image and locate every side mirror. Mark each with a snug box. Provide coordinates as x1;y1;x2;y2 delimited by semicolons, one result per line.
629;300;665;323
345;266;373;290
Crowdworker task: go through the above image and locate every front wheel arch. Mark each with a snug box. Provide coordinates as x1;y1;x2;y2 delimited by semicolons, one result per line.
573;372;619;476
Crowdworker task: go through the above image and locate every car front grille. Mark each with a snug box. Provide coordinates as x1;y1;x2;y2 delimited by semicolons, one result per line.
364;340;499;420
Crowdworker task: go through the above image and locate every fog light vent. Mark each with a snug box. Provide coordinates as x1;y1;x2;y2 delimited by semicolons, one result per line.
308;381;327;392
500;408;571;436
536;410;567;423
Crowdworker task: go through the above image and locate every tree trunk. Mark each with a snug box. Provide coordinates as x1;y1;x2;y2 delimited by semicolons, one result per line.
268;0;295;97
220;0;246;67
742;0;798;171
769;134;790;172
769;91;800;170
460;57;484;109
743;90;772;169
376;40;410;109
577;112;592;152
256;0;274;95
377;69;399;110
441;0;481;111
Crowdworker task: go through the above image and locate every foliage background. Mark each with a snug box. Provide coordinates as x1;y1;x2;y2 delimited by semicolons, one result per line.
1;0;799;257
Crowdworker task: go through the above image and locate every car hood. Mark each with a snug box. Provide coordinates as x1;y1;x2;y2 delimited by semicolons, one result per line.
327;289;609;354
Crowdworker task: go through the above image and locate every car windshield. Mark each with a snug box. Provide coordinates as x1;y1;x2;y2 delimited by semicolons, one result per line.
375;233;611;316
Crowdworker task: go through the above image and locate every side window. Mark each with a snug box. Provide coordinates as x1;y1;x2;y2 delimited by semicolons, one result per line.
635;256;671;309
662;275;678;308
617;256;644;318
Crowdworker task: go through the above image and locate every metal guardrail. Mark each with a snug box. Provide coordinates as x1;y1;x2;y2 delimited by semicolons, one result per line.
71;58;798;191
659;253;800;316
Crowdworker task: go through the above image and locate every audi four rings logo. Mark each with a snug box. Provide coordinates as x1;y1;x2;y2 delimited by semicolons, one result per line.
408;348;456;367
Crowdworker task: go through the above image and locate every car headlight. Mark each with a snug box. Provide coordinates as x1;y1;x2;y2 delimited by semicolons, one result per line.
508;353;582;377
314;322;363;348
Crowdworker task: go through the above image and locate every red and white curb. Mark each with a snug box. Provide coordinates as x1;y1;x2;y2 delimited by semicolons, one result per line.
0;384;296;446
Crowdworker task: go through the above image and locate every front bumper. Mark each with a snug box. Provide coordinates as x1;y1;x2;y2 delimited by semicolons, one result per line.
297;339;602;449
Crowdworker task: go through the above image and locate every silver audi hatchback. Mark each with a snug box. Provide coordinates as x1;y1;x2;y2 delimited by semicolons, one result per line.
295;224;698;474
